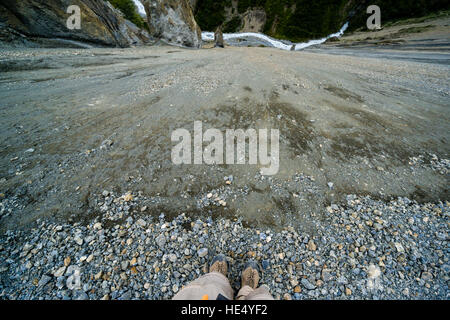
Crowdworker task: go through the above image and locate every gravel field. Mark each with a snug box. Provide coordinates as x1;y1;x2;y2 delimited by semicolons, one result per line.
0;39;449;299
0;186;448;300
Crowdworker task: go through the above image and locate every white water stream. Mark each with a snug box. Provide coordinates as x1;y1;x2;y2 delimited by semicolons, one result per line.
133;0;146;16
201;22;349;51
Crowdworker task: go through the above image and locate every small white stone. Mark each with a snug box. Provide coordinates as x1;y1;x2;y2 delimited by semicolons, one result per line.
93;222;102;230
198;248;208;258
137;219;146;227
394;242;405;253
74;236;83;246
54;266;66;277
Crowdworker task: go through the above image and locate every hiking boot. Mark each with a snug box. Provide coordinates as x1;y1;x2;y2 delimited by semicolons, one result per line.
241;260;260;289
209;254;228;276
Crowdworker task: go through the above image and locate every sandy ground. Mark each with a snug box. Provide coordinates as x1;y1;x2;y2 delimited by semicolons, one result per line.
0;41;449;232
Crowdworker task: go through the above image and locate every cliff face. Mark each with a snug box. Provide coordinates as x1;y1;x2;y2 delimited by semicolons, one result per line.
0;0;152;48
142;0;202;48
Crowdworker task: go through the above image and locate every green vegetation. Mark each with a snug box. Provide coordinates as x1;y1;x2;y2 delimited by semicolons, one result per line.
194;0;227;32
223;16;242;33
107;0;148;30
237;0;267;14
194;0;450;41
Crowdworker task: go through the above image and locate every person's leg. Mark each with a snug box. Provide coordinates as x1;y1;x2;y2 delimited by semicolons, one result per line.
237;285;274;300
236;261;274;300
173;254;234;300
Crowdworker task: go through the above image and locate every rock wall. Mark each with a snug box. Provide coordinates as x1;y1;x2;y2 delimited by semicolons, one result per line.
241;9;266;33
143;0;202;48
0;0;152;48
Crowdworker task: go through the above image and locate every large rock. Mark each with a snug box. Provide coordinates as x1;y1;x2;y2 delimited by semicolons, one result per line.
241;9;266;33
142;0;201;48
0;0;152;48
214;26;224;48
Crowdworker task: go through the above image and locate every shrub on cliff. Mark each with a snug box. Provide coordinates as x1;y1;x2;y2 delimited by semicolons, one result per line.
108;0;148;30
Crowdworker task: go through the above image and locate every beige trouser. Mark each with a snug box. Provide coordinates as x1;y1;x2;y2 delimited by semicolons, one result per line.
172;272;274;300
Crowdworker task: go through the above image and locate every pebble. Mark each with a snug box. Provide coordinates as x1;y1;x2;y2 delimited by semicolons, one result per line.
283;293;292;300
301;278;316;290
53;266;66;277
94;271;103;280
74;236;83;246
137;219;146;227
156;234;166;248
394;242;405;253
368;264;381;279
307;240;316;251
322;269;333;282
198;248;208;258
38;275;51;288
64;257;71;267
93;223;102;230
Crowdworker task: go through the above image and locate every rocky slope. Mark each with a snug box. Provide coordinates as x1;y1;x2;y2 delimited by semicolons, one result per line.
142;0;202;48
0;0;152;48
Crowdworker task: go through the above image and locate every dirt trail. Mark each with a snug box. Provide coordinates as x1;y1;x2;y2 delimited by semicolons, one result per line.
0;45;448;232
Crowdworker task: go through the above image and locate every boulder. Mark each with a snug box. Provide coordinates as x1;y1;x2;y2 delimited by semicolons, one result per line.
143;0;201;48
214;26;224;48
241;9;266;33
0;0;152;48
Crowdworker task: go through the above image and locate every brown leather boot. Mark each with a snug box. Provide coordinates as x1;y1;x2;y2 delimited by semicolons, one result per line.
209;254;228;277
241;260;260;289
